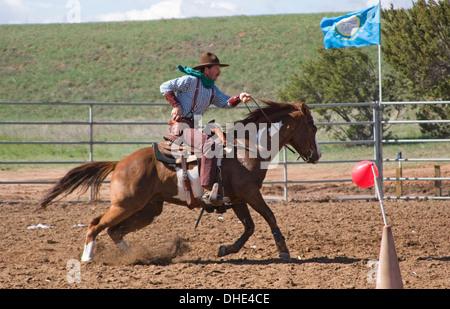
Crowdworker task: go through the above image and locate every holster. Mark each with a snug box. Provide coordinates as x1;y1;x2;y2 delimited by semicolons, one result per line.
181;154;197;209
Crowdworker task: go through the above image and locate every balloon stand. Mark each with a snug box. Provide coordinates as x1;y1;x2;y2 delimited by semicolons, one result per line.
352;161;404;289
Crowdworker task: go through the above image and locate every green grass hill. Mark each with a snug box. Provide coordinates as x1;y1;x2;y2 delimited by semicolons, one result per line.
0;14;331;103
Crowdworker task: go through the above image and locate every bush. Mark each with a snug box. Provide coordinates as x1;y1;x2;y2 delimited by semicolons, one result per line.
382;0;450;137
279;47;401;142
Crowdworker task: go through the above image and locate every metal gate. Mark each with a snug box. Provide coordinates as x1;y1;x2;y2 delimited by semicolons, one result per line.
1;101;449;203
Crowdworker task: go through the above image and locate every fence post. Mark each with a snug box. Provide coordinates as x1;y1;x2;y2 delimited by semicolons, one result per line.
89;104;94;162
89;104;94;201
283;147;288;201
374;101;384;199
396;152;403;197
434;165;442;196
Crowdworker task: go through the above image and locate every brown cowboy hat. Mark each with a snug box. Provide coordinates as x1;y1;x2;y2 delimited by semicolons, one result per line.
192;52;229;70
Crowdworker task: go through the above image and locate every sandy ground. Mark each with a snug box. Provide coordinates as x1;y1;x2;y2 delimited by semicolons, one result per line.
0;164;448;290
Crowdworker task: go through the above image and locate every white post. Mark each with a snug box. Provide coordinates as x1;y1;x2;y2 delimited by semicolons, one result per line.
374;20;384;199
372;163;388;227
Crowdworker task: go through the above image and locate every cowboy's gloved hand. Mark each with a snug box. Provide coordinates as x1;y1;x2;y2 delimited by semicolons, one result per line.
240;93;252;104
171;106;182;122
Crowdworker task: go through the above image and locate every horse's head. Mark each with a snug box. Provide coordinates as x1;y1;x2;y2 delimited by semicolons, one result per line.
238;100;321;164
286;102;322;164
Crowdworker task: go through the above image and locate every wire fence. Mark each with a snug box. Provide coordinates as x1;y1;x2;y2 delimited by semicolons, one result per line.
1;100;449;202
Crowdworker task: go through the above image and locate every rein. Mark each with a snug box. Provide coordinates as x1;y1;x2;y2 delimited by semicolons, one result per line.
245;98;311;160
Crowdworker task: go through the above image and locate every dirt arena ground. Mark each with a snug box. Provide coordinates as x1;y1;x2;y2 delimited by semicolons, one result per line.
0;165;448;290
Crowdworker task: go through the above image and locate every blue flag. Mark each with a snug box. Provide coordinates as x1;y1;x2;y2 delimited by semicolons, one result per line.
321;3;380;49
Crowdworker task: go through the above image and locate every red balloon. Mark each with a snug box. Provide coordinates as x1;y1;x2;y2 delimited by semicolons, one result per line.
352;161;379;188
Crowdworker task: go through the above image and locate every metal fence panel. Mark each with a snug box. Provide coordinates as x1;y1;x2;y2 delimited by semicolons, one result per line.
1;101;449;202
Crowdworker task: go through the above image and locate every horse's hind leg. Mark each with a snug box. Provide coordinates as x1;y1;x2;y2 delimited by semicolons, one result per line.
107;200;164;250
81;203;145;262
218;203;255;257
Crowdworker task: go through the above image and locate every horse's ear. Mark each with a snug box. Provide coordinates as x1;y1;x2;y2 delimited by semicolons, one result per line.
292;102;310;116
290;110;304;119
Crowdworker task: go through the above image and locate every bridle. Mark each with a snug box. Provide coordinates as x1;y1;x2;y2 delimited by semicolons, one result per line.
245;98;317;162
298;115;316;162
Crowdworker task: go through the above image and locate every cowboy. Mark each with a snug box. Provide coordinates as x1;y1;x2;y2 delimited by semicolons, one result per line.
160;52;252;205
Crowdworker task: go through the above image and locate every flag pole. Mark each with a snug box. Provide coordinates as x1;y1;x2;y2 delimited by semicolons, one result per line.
374;0;384;199
378;46;382;104
377;0;382;109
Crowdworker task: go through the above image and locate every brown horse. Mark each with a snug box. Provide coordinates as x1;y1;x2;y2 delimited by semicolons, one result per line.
39;101;321;262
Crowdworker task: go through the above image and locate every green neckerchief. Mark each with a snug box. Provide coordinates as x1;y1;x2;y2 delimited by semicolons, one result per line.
176;65;215;89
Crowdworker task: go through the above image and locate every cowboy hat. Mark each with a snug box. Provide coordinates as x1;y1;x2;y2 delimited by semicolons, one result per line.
192;52;229;70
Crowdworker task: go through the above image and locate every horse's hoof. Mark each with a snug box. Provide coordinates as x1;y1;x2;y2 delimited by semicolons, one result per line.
279;251;291;262
218;245;227;257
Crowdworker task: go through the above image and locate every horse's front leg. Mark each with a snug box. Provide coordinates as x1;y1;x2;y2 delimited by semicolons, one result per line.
248;194;290;261
218;203;254;257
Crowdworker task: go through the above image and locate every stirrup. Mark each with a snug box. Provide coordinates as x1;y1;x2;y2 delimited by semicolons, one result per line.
202;183;230;206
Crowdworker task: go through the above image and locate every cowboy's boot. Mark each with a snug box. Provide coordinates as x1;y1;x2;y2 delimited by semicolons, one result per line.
201;183;230;206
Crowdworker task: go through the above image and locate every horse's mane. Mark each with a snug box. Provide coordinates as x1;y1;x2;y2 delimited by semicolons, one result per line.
237;100;310;125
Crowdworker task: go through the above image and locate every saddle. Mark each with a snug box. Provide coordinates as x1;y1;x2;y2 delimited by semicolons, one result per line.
154;128;231;211
154;139;198;209
156;136;198;165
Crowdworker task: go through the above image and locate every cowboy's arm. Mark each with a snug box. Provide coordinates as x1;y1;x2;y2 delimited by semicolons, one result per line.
160;75;193;95
165;92;182;122
162;90;182;122
160;76;195;121
212;87;252;108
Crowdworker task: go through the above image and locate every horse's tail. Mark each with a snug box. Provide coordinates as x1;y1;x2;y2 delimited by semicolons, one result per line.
38;161;117;210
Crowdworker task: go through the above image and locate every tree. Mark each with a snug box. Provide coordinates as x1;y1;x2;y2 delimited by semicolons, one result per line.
382;0;450;138
279;47;401;141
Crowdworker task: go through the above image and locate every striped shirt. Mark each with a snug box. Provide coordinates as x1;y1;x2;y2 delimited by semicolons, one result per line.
160;75;233;119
